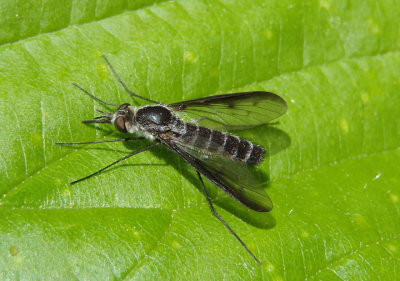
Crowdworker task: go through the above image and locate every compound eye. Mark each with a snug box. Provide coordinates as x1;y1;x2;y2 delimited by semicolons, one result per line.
115;116;127;132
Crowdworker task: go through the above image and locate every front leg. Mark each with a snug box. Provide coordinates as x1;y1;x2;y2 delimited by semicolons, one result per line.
55;137;145;146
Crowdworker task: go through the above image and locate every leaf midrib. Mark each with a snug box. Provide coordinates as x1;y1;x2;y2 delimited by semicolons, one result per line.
2;147;397;278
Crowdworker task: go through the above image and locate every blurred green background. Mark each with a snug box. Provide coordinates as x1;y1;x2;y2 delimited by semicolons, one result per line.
0;0;399;280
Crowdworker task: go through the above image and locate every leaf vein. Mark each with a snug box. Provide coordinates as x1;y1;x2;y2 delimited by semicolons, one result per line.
306;234;400;280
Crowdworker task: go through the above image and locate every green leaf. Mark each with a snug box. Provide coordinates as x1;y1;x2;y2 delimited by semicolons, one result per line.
1;0;399;280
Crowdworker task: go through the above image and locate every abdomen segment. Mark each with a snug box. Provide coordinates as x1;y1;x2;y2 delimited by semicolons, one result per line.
177;123;265;164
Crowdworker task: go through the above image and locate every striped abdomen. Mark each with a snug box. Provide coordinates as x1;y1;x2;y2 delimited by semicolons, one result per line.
178;122;265;164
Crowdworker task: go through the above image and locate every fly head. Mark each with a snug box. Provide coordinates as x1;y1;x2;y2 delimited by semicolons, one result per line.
112;103;134;133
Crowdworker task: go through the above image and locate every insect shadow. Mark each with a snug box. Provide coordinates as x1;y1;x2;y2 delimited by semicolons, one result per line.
119;124;290;230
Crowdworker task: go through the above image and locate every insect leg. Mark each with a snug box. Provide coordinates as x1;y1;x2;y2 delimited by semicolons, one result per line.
70;142;160;185
196;171;261;265
55;137;145;146
72;82;118;106
102;55;160;104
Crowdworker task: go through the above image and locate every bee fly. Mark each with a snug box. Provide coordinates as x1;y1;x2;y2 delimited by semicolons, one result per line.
56;56;287;265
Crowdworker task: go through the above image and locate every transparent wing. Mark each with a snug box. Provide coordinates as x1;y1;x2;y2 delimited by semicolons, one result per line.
168;91;287;131
162;139;272;212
